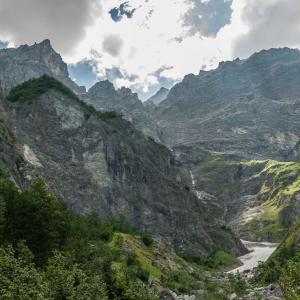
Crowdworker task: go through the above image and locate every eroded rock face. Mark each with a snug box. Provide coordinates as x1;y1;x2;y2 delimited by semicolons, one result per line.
85;81;160;140
145;87;169;107
154;48;300;161
3;88;246;257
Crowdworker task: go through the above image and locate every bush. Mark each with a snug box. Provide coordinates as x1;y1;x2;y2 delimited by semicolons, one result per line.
141;233;154;247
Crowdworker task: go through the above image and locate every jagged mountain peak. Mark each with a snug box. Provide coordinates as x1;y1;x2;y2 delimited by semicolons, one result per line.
0;39;81;95
88;80;116;94
145;87;169;106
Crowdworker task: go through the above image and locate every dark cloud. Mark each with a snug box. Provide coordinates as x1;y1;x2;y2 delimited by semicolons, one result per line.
68;60;97;89
183;0;232;37
0;41;8;49
233;0;300;58
0;0;102;55
109;2;136;22
102;34;124;57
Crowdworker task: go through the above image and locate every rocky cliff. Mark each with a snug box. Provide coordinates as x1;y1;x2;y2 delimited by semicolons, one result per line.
0;39;81;95
154;48;300;161
145;87;169;107
0;40;247;258
85;80;160;139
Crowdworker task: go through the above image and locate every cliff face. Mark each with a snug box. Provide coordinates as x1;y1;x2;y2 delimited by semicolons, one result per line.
145;87;169;107
0;39;80;95
85;81;160;140
155;48;300;161
0;41;246;258
4;86;244;257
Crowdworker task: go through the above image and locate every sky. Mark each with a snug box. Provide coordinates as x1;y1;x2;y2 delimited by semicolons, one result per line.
0;0;299;100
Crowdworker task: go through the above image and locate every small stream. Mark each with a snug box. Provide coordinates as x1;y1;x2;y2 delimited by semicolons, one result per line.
228;240;278;274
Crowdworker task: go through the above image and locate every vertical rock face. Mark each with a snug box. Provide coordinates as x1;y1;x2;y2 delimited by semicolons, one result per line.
0;39;80;95
0;40;248;257
4;86;246;258
86;80;161;140
154;48;300;161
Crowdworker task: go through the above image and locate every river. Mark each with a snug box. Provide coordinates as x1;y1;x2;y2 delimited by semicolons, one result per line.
228;240;278;274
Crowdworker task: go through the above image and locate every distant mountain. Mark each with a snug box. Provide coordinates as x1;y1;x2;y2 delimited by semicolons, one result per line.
145;87;169;106
155;48;300;161
85;80;161;139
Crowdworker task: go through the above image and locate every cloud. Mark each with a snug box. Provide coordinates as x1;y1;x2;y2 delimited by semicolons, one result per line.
68;60;97;89
102;34;124;57
233;0;300;58
109;2;136;22
183;0;233;37
2;0;300;99
0;0;102;55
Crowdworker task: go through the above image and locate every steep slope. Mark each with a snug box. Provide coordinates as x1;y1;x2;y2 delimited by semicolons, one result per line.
0;39;82;95
155;48;300;161
85;81;159;139
180;152;300;242
256;221;300;288
2;76;246;258
145;87;169;107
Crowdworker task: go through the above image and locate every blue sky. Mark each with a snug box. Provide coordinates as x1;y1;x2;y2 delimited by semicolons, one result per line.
0;0;299;100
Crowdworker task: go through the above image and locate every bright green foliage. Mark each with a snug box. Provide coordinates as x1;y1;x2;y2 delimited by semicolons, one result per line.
280;260;300;300
255;221;300;288
239;160;300;241
204;251;240;270
0;243;49;299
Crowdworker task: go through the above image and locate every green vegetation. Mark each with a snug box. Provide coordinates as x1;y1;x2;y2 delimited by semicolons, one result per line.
239;160;300;241
0;170;161;299
7;75;122;122
241;205;286;241
255;221;300;298
1;165;231;298
204;251;241;270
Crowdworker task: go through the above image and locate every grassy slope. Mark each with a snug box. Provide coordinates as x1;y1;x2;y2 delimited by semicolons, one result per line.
240;160;300;240
196;155;300;241
255;221;300;284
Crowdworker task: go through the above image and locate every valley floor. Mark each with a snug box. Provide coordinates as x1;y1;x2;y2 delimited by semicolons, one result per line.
229;240;278;274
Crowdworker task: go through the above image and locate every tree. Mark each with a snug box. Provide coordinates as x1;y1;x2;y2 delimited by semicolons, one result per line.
280;260;300;300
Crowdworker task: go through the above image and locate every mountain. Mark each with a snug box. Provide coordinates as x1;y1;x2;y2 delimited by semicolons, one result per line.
0;39;82;95
145;48;300;242
85;81;160;139
155;48;300;161
0;41;246;258
145;87;169;107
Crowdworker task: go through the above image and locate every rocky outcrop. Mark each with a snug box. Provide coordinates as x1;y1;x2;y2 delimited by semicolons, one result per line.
85;80;160;140
0;39;80;95
145;87;169;107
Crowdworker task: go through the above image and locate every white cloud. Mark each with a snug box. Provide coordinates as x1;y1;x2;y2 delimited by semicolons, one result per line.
1;0;300;98
232;0;300;58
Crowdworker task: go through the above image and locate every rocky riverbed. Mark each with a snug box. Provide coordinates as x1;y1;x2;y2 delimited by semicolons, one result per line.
229;240;278;275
